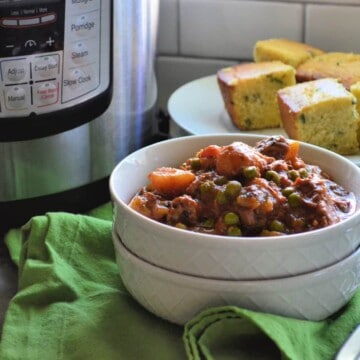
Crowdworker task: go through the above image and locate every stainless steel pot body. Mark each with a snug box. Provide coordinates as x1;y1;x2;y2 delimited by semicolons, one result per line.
0;0;159;202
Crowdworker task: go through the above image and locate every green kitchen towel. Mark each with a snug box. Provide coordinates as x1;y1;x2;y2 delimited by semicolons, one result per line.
0;205;185;360
184;297;360;360
1;203;359;360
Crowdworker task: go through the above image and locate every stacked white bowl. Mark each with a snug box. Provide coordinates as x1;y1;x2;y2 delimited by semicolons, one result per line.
109;134;360;326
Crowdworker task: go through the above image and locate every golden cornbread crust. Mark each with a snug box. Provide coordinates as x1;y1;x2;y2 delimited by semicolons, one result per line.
296;52;360;90
277;78;359;155
350;81;360;143
217;61;296;130
254;38;324;68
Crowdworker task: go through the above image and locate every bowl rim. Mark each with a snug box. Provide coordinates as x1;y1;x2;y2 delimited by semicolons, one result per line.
109;134;360;245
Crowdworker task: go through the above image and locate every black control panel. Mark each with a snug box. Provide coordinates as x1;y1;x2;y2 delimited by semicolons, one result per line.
0;0;112;141
0;0;65;57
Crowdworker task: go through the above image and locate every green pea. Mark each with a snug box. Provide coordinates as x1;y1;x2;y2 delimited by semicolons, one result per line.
200;181;214;196
214;176;228;185
224;212;239;225
269;219;286;232
175;223;187;229
190;157;201;170
299;168;309;178
227;226;242;236
282;186;295;197
216;191;228;205
288;192;302;207
265;170;281;185
243;166;258;180
201;218;214;229
225;180;242;198
288;169;299;181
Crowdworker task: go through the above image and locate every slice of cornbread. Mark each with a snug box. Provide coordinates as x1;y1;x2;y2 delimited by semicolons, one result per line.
277;78;359;155
296;52;360;90
254;38;324;68
217;61;296;130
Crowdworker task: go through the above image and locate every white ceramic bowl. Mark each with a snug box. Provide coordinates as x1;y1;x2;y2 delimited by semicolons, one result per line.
109;134;360;280
112;230;360;325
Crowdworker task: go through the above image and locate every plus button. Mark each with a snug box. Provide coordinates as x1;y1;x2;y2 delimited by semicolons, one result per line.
46;37;55;46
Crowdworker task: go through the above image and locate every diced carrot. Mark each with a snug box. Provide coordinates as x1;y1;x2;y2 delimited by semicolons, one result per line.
285;141;299;162
148;167;195;197
285;141;306;168
197;145;221;159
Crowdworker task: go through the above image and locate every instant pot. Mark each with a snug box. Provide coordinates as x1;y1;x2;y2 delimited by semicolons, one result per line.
0;0;159;232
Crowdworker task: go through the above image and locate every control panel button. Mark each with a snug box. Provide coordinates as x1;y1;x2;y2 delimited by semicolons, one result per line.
33;55;59;79
45;37;55;47
69;0;100;12
71;41;90;64
35;81;59;106
71;11;98;37
41;13;56;24
1;18;18;27
5;86;27;109
2;60;27;82
64;68;86;89
19;17;40;26
24;39;37;49
62;65;98;102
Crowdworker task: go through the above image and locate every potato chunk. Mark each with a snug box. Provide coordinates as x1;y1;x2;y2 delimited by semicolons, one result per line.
148;167;195;197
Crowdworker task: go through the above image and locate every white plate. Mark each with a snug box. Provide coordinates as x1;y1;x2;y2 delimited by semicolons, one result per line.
168;75;360;166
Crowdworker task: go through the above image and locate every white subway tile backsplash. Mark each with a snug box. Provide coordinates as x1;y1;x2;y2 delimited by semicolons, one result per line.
265;0;360;4
305;4;360;52
155;0;360;115
156;55;236;109
179;0;303;59
157;0;179;54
